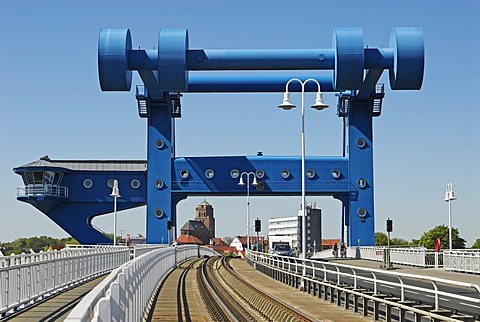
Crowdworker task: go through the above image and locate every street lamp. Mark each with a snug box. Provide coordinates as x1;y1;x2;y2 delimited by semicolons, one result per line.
110;179;121;246
238;172;258;253
278;78;329;262
444;183;457;252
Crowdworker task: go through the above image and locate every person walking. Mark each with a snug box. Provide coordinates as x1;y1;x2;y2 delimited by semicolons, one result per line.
340;242;346;258
333;243;338;258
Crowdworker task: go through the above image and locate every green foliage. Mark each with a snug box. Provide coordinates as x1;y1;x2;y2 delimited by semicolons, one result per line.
418;225;465;250
390;238;409;246
409;239;420;246
472;238;480;249
375;232;388;246
0;236;78;255
375;233;410;246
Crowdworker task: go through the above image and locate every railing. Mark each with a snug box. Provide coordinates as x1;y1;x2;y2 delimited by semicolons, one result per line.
132;244;167;258
315;246;445;268
65;245;218;322
444;250;480;274
248;251;480;321
16;184;68;198
0;246;130;316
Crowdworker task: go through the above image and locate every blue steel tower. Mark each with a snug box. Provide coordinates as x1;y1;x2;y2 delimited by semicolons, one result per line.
14;28;424;246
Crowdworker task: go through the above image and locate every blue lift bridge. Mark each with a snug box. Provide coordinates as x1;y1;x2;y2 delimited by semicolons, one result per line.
14;27;424;246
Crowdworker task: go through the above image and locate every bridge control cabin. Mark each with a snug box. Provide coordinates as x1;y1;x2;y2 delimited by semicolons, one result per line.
14;157;147;244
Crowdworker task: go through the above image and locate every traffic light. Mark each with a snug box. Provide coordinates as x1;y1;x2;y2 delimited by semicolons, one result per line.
254;219;261;232
167;220;172;230
386;218;393;232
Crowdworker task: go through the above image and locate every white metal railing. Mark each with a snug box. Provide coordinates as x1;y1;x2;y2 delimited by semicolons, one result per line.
444;250;480;274
0;246;129;316
248;251;480;320
314;246;447;268
16;185;68;198
65;245;218;322
132;244;167;258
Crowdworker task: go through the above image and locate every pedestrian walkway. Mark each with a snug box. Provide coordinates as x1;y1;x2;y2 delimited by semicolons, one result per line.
231;258;369;321
328;259;480;286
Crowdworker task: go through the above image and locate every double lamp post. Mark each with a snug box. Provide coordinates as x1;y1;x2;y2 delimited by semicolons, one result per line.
278;78;329;261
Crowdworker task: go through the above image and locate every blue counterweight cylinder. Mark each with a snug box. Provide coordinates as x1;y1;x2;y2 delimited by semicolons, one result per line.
97;27;424;93
389;27;425;90
98;29;132;91
333;28;364;90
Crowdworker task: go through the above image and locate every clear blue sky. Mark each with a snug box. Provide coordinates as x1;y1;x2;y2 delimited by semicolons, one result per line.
1;0;479;246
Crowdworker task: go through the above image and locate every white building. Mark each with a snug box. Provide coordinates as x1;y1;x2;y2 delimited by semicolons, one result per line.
229;236;244;251
268;216;298;250
268;207;322;253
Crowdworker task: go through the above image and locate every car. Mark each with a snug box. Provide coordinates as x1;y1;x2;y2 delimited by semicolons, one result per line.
271;243;294;257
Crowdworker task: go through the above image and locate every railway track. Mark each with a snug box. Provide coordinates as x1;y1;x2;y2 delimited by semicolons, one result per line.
211;256;317;321
148;256;319;321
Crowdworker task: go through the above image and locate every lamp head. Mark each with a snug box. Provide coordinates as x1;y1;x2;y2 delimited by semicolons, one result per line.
278;92;296;110
110;179;121;198
238;177;245;186
252;176;258;186
444;190;456;201
311;92;329;110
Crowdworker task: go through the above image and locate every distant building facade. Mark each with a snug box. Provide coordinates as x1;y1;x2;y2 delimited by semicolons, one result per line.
195;199;215;238
268;206;322;253
177;199;216;245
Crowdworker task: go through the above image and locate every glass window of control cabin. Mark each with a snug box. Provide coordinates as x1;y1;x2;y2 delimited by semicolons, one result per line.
33;171;43;184
24;171;34;185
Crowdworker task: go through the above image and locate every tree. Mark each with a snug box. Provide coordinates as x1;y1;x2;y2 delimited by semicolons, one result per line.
472;238;480;249
409;239;420;246
390;238;409;246
375;233;409;246
375;232;388;246
418;225;466;250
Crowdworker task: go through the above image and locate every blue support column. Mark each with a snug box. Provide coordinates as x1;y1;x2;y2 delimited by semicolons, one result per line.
347;100;374;246
147;101;172;244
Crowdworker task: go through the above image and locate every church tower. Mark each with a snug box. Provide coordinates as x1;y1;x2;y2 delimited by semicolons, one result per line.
195;199;215;239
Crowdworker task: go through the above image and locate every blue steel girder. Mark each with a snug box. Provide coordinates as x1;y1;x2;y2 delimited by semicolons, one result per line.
14;156;351;244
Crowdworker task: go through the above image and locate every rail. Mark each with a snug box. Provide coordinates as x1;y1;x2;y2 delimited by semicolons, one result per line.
315;246;447;268
444;250;480;274
132;244;167;258
0;246;129;316
16;184;68;198
248;251;480;320
65;245;218;322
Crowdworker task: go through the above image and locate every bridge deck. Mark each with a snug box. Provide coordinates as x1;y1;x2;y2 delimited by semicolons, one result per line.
230;258;369;321
3;276;105;322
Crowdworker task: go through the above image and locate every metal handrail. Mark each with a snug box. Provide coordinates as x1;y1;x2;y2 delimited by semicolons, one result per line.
65;245;218;322
248;251;480;317
0;247;130;316
16;184;68;198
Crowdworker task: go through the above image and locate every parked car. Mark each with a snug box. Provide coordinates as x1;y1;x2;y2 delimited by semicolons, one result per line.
271;243;293;257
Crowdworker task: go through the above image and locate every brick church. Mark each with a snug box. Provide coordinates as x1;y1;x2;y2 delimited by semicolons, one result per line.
178;199;215;245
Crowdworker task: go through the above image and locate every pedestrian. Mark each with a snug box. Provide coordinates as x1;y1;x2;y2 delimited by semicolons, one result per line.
340;242;346;258
333;243;338;258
